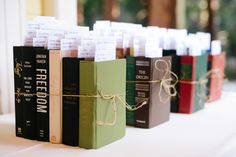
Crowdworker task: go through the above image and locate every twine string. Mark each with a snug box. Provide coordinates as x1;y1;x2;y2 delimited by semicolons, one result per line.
179;68;222;108
14;90;146;126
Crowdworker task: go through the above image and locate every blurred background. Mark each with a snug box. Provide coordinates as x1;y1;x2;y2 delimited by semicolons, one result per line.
0;0;236;114
24;0;236;79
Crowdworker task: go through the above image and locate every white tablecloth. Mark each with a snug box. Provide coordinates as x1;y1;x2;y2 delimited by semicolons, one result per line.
1;92;236;157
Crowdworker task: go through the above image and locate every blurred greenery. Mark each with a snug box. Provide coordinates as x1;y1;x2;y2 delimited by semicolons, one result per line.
82;0;236;79
186;0;236;80
83;0;103;29
218;0;236;57
118;0;148;25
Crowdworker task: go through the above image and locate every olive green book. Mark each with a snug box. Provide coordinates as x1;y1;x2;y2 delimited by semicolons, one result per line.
79;59;126;149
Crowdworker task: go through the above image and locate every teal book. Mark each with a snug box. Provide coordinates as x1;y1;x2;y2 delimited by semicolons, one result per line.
126;56;136;126
79;59;126;149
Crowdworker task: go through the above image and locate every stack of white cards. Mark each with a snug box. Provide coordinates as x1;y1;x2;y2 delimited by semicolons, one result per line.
24;16;223;61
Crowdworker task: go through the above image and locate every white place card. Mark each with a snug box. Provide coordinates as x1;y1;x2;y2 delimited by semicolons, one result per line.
211;40;222;55
94;37;116;62
145;38;162;58
78;36;95;58
60;39;79;50
47;36;61;50
33;37;47;47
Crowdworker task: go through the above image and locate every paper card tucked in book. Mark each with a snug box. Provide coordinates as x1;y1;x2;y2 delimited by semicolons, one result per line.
196;32;211;53
94;37;116;62
145;38;163;58
65;26;89;36
133;33;146;57
60;39;79;50
33;38;47;47
93;20;111;31
48;36;61;50
78;35;95;58
211;40;222;55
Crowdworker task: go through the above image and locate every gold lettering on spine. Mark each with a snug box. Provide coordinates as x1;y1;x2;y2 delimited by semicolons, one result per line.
14;58;23;78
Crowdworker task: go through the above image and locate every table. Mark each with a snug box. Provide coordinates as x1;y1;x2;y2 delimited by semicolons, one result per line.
1;92;236;157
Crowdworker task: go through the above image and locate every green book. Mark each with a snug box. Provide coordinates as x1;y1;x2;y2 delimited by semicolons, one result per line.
193;55;208;112
79;59;126;149
126;56;136;126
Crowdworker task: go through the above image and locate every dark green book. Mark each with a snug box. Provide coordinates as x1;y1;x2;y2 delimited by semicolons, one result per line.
126;56;136;126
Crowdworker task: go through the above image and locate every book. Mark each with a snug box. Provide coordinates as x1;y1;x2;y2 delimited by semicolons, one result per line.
178;55;208;113
62;57;80;146
13;46;24;137
79;59;126;149
126;56;136;126
116;48;127;59
36;49;62;142
35;48;50;141
49;50;62;144
135;56;171;128
22;46;43;139
207;53;225;102
163;50;180;113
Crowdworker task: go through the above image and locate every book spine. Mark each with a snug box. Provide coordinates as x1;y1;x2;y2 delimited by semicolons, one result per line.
62;58;80;146
126;56;136;126
135;57;151;128
207;55;213;97
79;61;96;149
178;56;195;113
13;46;24;137
162;50;181;113
36;49;49;141
208;53;225;102
49;50;62;143
21;47;37;139
193;55;208;112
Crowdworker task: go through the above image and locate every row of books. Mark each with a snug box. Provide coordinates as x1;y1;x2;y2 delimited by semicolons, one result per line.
13;16;225;149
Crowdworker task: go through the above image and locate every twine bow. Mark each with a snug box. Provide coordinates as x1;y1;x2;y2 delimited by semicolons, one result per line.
126;59;178;104
154;59;178;103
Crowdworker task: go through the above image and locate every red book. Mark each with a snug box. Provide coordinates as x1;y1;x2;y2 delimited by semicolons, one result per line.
207;53;225;102
178;55;208;114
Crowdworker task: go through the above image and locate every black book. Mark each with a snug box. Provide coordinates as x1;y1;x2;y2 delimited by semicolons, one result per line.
163;50;180;113
13;46;24;137
62;58;80;146
22;46;44;139
35;48;50;141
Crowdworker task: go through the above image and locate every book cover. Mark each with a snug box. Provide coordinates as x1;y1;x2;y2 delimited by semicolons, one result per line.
13;46;24;137
62;57;80;146
207;53;225;102
163;50;181;113
22;46;44;140
49;50;62;144
179;55;208;113
135;56;171;128
126;56;136;126
193;55;208;112
35;48;49;141
79;59;126;149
